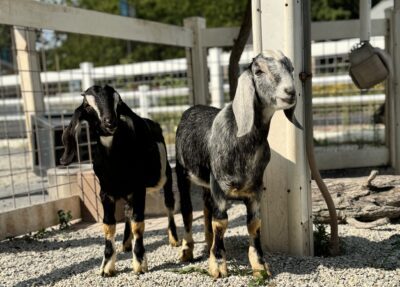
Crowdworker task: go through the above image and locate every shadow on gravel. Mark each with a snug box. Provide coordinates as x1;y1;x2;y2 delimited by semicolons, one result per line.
13;256;103;287
266;233;400;278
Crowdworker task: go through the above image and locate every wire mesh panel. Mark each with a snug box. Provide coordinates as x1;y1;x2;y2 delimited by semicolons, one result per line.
0;25;190;213
312;36;386;152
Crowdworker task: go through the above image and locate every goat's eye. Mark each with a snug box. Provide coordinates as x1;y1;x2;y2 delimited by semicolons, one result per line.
255;70;264;76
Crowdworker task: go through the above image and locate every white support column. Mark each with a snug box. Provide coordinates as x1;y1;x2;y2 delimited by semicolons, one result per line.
13;27;45;153
208;48;224;108
80;62;94;91
388;3;400;173
184;17;208;106
138;85;150;118
256;0;313;255
360;0;372;42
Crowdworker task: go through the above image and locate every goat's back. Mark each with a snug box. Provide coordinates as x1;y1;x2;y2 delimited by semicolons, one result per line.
175;105;219;182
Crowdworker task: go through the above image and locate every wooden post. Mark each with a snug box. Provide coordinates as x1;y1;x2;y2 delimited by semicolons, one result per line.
388;4;400;173
184;17;208;105
13;27;45;155
208;48;224;108
138;85;150;118
79;62;94;91
254;0;313;255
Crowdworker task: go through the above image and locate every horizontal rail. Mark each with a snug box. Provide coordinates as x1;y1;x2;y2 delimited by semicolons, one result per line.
0;92;384;121
316;146;389;170
202;19;387;47
202;27;252;47
311;19;387;41
0;0;193;47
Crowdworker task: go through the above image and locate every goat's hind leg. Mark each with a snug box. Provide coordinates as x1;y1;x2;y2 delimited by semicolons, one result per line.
203;188;213;253
121;203;133;252
245;197;272;278
99;193;117;276
208;173;228;278
176;161;194;261
164;162;179;246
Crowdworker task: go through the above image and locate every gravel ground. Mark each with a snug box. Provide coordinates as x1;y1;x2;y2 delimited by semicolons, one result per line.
1;203;400;287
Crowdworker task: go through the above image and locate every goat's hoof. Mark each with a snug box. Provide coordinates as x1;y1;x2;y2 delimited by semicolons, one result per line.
208;262;228;278
179;247;194;262
133;256;148;274
119;242;132;253
99;267;116;277
252;263;272;278
168;231;180;247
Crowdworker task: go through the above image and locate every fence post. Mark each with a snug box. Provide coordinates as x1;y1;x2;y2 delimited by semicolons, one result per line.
208;47;224;108
387;5;400;173
255;0;313;256
138;85;150;118
13;27;45;155
80;62;94;91
184;17;208;106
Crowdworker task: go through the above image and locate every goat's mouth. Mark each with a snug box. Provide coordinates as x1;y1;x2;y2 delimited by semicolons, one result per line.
101;126;117;135
280;97;295;105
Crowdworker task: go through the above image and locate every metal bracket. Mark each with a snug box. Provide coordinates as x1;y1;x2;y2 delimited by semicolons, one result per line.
299;71;312;82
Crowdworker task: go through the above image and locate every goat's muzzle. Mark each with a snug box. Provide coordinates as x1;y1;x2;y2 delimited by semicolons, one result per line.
103;117;117;134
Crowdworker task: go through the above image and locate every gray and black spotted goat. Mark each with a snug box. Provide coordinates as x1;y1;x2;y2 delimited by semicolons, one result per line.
60;85;182;276
175;51;302;278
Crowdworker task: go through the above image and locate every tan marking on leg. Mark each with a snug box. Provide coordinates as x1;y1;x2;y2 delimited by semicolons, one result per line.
131;221;145;238
131;221;148;273
103;224;116;240
168;229;180;247
247;218;261;236
167;210;179;247
247;219;272;278
180;214;194;262
208;219;228;278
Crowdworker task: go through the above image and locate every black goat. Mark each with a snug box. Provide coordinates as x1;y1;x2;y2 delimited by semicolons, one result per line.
60;85;179;276
175;51;302;278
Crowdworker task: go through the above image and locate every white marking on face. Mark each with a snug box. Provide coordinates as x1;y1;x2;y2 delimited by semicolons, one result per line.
85;95;101;118
100;135;113;149
146;142;167;192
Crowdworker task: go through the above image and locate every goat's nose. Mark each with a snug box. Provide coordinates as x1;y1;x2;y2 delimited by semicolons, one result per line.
104;117;113;128
284;87;296;97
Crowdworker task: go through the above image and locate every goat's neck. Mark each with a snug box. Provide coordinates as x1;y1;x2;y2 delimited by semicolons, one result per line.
254;104;274;130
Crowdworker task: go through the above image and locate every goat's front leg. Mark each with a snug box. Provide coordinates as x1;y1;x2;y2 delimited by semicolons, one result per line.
130;190;148;274
208;173;228;278
100;193;117;276
245;197;272;278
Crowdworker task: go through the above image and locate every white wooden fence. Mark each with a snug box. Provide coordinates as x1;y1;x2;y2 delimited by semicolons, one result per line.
0;0;398;214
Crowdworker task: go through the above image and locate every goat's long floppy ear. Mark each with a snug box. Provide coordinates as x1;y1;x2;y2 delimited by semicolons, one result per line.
60;104;86;166
117;101;136;131
232;70;255;137
284;105;303;130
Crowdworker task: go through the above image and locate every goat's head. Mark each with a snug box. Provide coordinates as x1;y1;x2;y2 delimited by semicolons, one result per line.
83;85;121;135
232;51;302;137
60;85;124;165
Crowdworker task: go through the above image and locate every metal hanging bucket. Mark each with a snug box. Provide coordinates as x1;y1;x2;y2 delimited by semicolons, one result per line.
348;0;391;90
349;41;390;89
